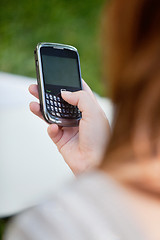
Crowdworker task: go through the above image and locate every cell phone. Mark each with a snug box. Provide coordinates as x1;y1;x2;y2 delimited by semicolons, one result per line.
34;42;82;127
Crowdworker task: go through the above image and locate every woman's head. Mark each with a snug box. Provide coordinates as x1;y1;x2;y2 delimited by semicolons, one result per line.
101;0;160;190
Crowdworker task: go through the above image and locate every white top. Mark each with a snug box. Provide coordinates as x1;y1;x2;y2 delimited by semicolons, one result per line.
4;171;147;240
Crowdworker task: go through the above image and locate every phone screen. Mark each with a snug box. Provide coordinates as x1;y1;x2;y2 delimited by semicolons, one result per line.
40;47;81;92
42;55;80;88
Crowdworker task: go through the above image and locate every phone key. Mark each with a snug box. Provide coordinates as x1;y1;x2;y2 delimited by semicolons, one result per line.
62;109;66;113
51;106;54;111
49;95;53;100
58;102;61;107
56;113;61;117
55;107;58;112
46;93;49;99
62;114;70;118
50;100;53;105
53;96;56;101
51;111;56;116
66;109;69;113
47;105;50;110
70;109;73;114
74;109;77;113
46;99;50;104
57;97;61;102
58;108;62;113
54;101;57;107
62;103;65;108
69;114;74;118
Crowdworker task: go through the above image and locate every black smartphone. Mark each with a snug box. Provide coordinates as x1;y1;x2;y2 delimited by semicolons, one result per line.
34;42;82;127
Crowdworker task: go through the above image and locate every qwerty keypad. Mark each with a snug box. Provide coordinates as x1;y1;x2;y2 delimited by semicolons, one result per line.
45;93;81;119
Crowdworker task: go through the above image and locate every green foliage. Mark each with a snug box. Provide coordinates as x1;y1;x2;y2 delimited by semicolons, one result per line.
0;0;106;95
0;218;10;238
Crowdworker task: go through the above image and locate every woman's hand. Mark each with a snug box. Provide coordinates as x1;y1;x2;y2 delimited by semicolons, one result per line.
29;80;110;175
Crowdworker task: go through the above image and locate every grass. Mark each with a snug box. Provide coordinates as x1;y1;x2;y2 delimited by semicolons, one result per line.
0;0;107;95
0;0;107;236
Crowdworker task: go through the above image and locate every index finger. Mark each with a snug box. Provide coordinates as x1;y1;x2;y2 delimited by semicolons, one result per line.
29;84;39;99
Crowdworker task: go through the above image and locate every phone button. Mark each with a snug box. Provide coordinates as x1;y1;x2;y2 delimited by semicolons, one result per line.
49;95;53;100
61;114;70;118
57;96;61;102
54;101;57;107
51;112;56;116
46;93;49;99
56;113;61;117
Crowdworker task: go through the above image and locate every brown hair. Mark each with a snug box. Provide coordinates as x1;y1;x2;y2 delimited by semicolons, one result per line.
101;0;160;170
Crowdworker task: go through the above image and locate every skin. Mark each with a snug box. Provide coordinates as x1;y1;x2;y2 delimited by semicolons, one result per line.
29;80;110;175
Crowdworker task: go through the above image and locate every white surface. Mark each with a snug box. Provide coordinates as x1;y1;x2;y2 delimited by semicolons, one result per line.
0;72;113;217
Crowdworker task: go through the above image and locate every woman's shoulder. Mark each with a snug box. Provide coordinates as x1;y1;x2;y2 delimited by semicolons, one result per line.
4;171;145;240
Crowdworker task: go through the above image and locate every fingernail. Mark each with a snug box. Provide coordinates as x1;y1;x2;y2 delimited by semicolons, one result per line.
61;90;72;95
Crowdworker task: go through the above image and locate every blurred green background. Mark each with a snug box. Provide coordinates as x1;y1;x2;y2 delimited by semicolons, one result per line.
0;0;107;96
0;0;107;237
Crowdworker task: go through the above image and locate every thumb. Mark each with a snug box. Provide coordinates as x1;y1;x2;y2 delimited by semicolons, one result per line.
61;90;92;114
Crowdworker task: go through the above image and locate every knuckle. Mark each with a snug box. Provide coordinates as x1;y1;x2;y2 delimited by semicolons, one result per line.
78;90;87;98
